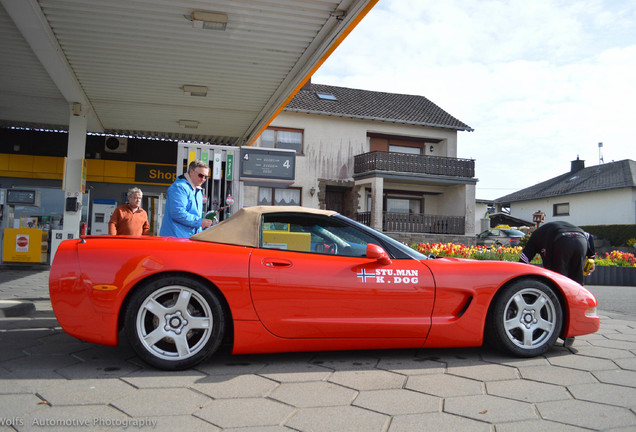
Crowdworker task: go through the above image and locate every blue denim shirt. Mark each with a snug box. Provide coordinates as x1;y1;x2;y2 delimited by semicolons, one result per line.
159;175;204;238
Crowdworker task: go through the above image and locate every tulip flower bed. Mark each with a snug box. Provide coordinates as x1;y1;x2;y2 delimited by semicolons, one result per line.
415;243;636;268
415;243;534;262
596;250;636;267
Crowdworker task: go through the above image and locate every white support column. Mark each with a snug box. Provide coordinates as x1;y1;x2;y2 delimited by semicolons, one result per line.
63;103;87;237
370;176;384;232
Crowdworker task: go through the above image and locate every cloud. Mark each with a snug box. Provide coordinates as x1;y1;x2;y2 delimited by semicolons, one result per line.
315;0;636;199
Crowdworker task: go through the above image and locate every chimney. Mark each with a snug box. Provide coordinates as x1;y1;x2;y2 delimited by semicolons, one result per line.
301;76;312;91
571;156;585;173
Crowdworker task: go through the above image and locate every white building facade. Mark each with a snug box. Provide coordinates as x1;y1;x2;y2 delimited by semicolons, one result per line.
508;187;636;226
242;83;477;243
496;159;636;227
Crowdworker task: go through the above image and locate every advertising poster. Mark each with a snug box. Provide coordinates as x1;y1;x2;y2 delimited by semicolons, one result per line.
19;217;38;229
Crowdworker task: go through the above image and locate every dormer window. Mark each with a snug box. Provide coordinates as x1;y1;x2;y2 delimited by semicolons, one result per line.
316;92;337;101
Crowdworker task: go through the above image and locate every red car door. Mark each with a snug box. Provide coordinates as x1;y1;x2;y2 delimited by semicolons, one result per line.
249;248;435;339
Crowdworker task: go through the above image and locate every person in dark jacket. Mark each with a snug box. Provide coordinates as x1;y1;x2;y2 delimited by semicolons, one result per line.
519;221;595;284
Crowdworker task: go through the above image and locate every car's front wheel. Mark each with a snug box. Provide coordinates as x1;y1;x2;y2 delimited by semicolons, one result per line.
124;276;225;370
487;279;562;357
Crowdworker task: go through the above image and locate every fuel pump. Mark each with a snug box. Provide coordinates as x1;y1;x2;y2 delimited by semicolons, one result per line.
176;143;241;221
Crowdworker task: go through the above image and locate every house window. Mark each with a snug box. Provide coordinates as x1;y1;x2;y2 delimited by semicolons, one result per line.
389;144;422;155
387;197;422;214
261;128;303;155
553;203;570;216
366;192;424;214
259;187;301;206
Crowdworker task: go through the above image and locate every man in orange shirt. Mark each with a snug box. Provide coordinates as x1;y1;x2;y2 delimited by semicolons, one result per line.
108;187;150;235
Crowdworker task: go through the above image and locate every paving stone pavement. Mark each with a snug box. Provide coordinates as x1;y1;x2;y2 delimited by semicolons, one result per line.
0;269;635;431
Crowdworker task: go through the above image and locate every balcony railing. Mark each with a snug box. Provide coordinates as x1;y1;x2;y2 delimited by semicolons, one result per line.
356;212;465;235
354;151;475;178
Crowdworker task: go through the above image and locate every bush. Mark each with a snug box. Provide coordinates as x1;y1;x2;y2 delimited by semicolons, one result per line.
581;225;636;247
518;233;531;249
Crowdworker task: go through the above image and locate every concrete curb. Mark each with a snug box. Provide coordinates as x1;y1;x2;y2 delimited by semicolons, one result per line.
0;300;36;317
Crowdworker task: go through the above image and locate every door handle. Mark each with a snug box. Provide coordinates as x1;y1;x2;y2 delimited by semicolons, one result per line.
262;258;293;268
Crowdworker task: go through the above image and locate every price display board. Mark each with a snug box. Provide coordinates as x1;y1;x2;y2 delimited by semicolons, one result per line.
6;189;37;205
239;147;295;182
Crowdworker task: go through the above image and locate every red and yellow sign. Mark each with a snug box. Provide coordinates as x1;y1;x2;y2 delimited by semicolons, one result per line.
2;228;44;263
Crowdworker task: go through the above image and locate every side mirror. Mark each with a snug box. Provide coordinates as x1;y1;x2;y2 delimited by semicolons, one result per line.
366;243;392;265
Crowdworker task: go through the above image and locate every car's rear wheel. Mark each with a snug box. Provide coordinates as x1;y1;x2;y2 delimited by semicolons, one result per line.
487;279;562;357
124;276;225;370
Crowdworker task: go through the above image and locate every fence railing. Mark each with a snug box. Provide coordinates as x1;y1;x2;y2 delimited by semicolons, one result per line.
354;152;475;178
356;212;465;234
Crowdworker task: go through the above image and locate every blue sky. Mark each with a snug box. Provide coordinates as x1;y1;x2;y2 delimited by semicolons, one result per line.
314;0;636;200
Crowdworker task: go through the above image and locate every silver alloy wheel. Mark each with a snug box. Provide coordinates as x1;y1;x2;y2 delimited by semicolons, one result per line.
135;285;213;361
502;287;557;349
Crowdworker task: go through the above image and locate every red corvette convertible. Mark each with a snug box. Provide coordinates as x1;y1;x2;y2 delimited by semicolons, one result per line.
49;206;600;370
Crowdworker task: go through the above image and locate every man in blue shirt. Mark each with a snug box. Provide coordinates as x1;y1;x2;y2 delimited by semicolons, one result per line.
160;160;212;238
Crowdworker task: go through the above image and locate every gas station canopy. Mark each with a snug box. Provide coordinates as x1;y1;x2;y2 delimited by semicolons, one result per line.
0;0;376;145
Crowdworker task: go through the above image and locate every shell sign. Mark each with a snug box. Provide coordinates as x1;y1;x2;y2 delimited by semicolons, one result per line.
16;235;29;251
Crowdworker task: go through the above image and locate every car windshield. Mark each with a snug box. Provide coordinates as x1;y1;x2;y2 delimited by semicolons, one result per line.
337;215;428;260
505;229;525;237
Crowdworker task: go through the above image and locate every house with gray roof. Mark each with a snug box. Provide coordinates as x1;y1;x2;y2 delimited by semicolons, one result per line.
495;158;636;226
243;81;477;242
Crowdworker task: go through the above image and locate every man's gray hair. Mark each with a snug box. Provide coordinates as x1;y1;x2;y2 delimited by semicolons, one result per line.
188;159;209;172
127;187;143;198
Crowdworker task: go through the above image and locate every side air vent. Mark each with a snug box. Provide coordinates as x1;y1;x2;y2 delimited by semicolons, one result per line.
457;296;473;318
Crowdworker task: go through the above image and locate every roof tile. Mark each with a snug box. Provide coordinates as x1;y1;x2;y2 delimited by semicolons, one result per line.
495;159;636;203
285;83;473;131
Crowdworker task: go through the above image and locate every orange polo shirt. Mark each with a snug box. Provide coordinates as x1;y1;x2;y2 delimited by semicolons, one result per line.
108;204;150;235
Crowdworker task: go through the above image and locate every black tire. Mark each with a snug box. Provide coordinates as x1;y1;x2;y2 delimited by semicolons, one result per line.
487;279;562;357
124;276;225;370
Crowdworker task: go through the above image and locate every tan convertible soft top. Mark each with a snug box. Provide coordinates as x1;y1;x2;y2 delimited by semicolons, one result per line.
190;206;337;247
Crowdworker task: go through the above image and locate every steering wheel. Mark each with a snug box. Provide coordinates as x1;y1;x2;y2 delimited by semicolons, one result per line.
326;242;338;255
314;242;338;254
